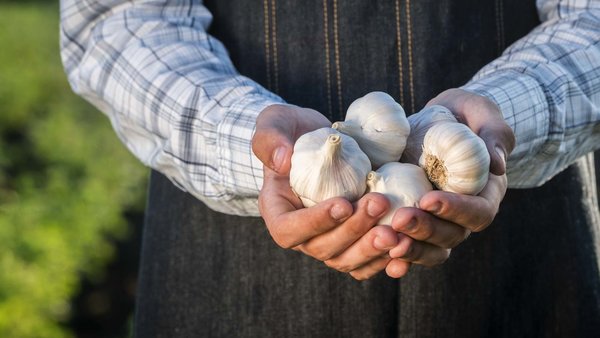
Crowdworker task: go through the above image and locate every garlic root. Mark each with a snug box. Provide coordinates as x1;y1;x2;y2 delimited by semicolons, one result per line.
402;105;457;165
419;122;490;195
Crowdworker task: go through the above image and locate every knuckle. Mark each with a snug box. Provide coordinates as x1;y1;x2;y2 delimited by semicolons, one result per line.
419;222;435;241
424;249;451;268
349;270;372;281
473;218;492;233
435;249;452;265
346;220;369;238
324;259;352;273
271;234;293;249
401;242;416;260
314;250;335;262
445;229;470;248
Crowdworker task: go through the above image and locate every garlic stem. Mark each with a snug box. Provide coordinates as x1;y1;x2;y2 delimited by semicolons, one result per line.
366;171;381;187
323;133;342;158
332;121;361;134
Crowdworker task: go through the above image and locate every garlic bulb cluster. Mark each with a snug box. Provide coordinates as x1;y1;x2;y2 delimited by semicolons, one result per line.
366;162;433;225
288;92;492;212
419;123;490;195
401;105;457;165
290;127;371;207
332;91;410;169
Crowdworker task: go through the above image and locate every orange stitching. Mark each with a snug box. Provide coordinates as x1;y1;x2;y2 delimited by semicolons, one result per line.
395;0;405;107
333;0;343;115
323;0;333;117
271;0;279;93
499;0;505;50
263;0;271;90
406;0;415;112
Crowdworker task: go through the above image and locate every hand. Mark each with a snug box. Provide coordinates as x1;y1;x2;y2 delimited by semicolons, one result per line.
253;104;399;280
384;89;514;277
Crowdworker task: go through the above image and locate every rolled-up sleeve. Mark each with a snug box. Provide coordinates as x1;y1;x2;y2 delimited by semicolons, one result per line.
462;0;600;188
60;0;284;216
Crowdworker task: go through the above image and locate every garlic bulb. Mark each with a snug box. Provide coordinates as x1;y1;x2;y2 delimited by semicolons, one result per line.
332;91;410;168
290;127;371;207
419;122;490;195
366;162;433;225
401;105;458;165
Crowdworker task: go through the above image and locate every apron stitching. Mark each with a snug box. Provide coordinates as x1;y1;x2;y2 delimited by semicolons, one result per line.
271;0;280;93
406;0;415;112
395;0;405;107
495;0;506;53
263;0;272;90
323;0;333;118
499;0;506;50
333;0;343;116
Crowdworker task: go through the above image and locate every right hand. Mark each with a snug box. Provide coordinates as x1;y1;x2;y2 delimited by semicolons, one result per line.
252;104;408;280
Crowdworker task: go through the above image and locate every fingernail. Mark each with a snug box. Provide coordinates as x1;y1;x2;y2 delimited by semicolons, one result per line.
403;218;417;232
272;146;286;171
367;200;386;217
374;236;393;250
495;146;506;165
330;204;350;221
426;203;441;214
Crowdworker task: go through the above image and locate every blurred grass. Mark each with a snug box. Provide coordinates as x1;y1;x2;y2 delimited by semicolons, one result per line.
0;2;147;337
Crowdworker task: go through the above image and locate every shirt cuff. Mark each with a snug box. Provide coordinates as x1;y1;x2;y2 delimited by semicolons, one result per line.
461;71;555;188
215;92;284;208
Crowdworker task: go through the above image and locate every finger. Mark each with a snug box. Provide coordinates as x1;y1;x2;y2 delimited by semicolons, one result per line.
385;259;411;279
391;207;471;249
418;174;507;232
259;168;353;249
390;238;451;267
252;128;294;176
348;256;392;281
298;193;389;261
478;123;514;176
323;225;398;272
252;105;297;175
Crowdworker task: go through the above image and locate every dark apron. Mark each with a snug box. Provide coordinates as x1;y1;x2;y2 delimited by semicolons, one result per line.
134;1;600;337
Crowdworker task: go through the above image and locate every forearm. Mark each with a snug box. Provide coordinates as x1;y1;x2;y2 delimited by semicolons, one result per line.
462;3;600;188
60;0;283;215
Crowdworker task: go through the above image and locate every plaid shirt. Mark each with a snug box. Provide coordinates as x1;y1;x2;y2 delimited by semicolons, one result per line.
60;0;600;216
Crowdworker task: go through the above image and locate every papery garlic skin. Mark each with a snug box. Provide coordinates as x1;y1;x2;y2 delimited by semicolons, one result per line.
290;127;371;207
332;91;410;169
366;162;433;225
419;123;490;195
401;105;458;165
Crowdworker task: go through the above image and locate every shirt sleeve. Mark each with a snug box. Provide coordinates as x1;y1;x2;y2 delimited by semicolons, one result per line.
461;0;600;188
60;0;285;216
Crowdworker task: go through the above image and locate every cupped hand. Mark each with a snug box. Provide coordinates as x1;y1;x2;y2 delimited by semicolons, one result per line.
252;104;398;280
384;89;514;277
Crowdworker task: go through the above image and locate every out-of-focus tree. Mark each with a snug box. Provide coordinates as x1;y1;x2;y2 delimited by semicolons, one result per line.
0;2;147;337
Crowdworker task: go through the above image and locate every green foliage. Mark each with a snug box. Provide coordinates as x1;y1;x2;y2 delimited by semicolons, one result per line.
0;2;147;337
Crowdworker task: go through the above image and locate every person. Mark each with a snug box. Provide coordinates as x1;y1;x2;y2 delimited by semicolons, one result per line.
60;0;600;336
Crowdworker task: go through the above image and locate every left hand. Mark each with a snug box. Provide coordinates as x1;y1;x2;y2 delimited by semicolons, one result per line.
383;88;514;278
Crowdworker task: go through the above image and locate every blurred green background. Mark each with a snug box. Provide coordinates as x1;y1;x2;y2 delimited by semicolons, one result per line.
1;1;599;338
0;1;148;337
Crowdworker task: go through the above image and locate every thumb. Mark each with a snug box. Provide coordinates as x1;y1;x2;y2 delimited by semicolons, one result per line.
478;123;515;176
252;105;297;175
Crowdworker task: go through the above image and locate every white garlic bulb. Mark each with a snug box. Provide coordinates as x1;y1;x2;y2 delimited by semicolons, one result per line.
366;162;433;225
332;91;410;169
290;127;372;207
419;122;490;195
401;105;458;164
